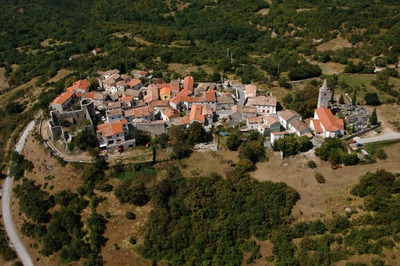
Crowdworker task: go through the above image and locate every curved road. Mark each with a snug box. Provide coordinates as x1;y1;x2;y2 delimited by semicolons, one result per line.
2;119;36;266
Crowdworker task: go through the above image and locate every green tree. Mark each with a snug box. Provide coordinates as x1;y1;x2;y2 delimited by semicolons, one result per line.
339;94;345;104
187;122;206;145
369;108;378;125
129;128;151;146
364;92;381;106
352;90;357;105
226;133;241;151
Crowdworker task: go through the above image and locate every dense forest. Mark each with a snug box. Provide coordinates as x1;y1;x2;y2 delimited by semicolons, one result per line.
1;0;400;87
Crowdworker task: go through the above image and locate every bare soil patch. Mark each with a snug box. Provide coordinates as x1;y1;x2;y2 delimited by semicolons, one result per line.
317;35;352;51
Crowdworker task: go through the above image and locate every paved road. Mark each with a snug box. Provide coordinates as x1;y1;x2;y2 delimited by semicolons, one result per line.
2;120;35;266
355;132;400;144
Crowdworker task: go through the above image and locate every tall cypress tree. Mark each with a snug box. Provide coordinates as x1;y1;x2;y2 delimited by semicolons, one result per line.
369;108;378;125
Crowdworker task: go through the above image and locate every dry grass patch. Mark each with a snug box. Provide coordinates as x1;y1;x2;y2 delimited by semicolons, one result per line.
97;179;152;266
9;131;85;265
0;67;8;90
257;8;269;15
317;62;346;75
317;35;352;51
168;63;213;76
252;144;400;222
180;150;238;178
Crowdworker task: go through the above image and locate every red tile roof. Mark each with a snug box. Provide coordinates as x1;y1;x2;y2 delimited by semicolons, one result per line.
149;100;169;108
160;87;171;95
128;78;142;87
204;91;216;102
124;106;151;118
247;116;262;123
52;90;74;105
120;95;133;103
96;119;127;137
315;108;344;132
311;119;323;133
189;105;205;123
66;79;90;93
184;76;194;91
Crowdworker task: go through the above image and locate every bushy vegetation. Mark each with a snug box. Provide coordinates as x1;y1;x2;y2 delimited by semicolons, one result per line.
315;138;359;166
282;84;319;118
0;229;17;261
9;152;33;180
139;166;299;265
274;134;313;156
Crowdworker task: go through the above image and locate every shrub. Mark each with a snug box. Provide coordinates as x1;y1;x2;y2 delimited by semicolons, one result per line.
129;237;137;245
315;172;326;184
307;160;317;169
375;148;387;160
125;212;136;220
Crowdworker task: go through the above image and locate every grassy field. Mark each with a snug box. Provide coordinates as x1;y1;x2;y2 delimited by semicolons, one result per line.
336;74;398;104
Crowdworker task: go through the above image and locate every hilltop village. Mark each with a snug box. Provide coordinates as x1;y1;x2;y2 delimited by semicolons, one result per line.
48;69;354;152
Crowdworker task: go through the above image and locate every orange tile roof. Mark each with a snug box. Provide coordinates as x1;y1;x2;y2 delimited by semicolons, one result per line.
52;90;74;105
149;100;169;108
96;119;126;137
311;119;323;133
170;96;182;105
156;83;170;89
204;91;216;102
247;116;262;123
184;76;194;91
271;131;288;136
128;78;142;87
69;79;89;92
263;115;279;125
189;104;205;123
124;106;151;118
160;87;171;95
315;108;344;132
177;116;190;125
120;95;133;103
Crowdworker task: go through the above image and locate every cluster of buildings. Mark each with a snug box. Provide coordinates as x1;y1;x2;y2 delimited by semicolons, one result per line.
243;80;344;144
48;69;345;151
